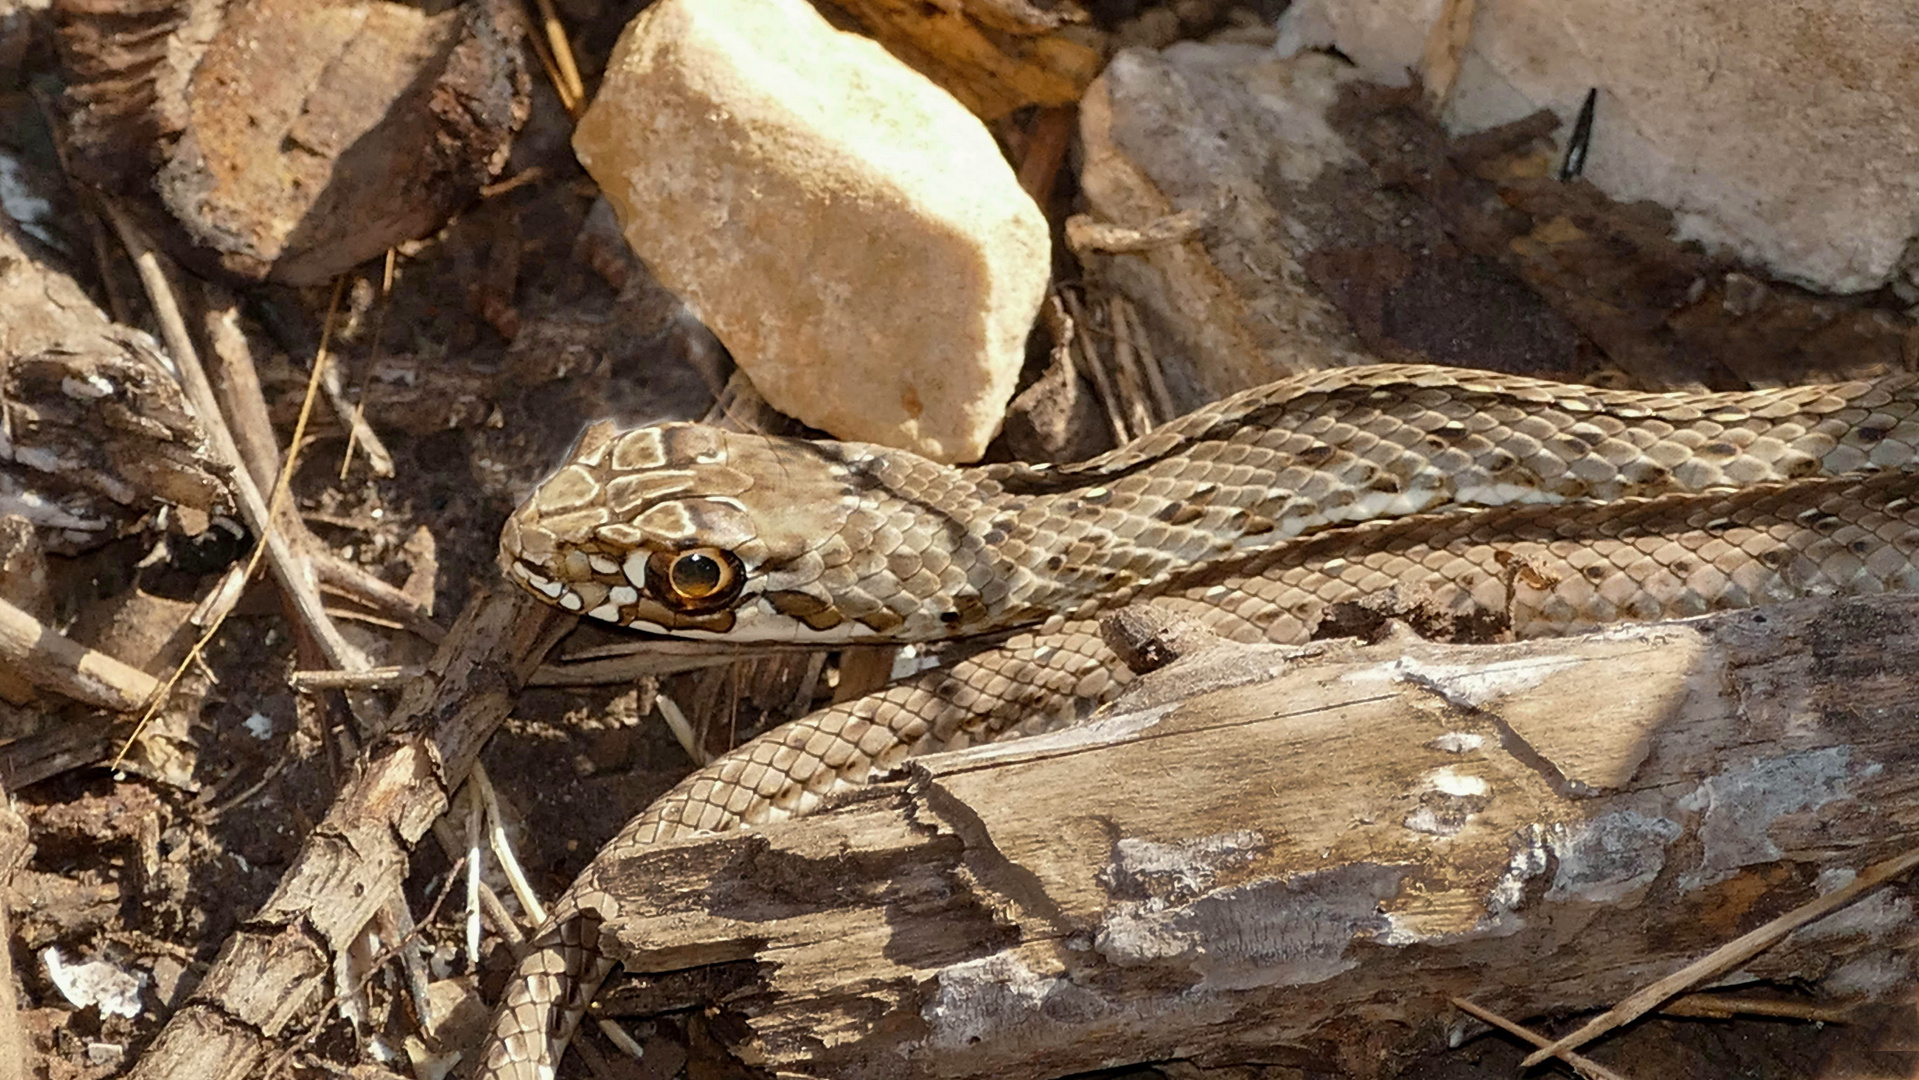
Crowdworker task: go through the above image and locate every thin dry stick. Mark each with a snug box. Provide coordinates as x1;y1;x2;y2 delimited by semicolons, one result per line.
311;552;445;643
592;1016;646;1066
293;667;418;692
520;0;579;114
199;289;287;488
655;692;702;763
1449;998;1629;1080
99;234;364;762
428;812;522;949
1063;204;1214;256
1113;296;1176;424
98;200;366;674
1659;993;1853;1023
530;0;585;108
521;28;573;113
318;351;393;478
1521;843;1919;1068
259;848;473;1080
473;761;546;924
0;782;32;1080
199;285;424;637
1106;295;1154;437
340;249;399;480
465;787;484;969
291;636;750;692
0;595;161;710
1059;289;1131;446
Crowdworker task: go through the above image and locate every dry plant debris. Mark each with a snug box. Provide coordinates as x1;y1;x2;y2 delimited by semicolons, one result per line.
0;1;1913;1079
54;0;529;284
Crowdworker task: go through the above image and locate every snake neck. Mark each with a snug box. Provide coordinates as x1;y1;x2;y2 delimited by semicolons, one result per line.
504;367;1919;645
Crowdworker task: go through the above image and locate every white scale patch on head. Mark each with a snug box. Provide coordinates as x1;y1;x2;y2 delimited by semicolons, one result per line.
597;523;646;548
604;470;697;512
559;591;583;611
586;603;621;621
537;506;611;539
526;574;564;599
622;551;647;590
611;428;667;470
608;585;639;606
536;465;603;513
635;501;697;540
589;554;620;575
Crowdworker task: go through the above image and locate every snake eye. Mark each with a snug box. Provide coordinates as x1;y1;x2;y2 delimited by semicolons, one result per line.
670;550;728;597
646;546;743;612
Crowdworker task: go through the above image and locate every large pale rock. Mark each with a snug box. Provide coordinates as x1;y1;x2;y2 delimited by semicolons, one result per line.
574;0;1051;463
1078;46;1583;402
1276;0;1919;294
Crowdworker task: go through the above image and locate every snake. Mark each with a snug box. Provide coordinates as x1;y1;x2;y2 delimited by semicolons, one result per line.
479;363;1919;1078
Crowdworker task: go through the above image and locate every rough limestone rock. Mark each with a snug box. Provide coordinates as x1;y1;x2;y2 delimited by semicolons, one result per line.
1079;46;1586;401
1078;47;1376;401
1275;0;1919;294
574;0;1051;463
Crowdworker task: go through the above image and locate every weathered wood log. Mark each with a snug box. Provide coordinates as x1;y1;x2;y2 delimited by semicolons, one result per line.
54;0;528;285
585;592;1919;1078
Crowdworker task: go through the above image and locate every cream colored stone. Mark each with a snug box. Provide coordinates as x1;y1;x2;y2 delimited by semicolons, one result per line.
1276;0;1919;293
574;0;1050;463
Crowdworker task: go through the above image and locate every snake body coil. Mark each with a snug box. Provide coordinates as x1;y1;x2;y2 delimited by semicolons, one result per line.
483;364;1919;1078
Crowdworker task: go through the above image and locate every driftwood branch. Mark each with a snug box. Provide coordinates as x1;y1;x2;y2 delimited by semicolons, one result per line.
581;592;1919;1078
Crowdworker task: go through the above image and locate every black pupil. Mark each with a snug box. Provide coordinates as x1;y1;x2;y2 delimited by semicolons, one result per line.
671;552;723;596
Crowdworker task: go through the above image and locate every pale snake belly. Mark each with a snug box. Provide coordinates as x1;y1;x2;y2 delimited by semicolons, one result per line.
480;363;1919;1078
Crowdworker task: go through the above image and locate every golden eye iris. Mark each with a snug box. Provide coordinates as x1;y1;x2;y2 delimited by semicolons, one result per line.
646;546;742;612
669;550;727;598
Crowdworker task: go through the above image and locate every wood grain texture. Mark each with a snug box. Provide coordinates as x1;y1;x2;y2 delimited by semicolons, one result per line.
125;588;572;1080
578;592;1919;1079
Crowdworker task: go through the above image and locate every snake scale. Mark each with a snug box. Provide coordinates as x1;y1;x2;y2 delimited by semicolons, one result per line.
481;363;1919;1078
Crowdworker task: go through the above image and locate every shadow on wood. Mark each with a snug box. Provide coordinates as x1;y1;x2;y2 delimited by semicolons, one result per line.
590;592;1919;1078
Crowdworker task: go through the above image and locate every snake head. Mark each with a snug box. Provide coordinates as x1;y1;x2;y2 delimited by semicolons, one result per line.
500;419;879;639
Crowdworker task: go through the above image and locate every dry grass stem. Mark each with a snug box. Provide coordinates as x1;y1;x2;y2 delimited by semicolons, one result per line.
1449;997;1632;1080
1521;844;1919;1067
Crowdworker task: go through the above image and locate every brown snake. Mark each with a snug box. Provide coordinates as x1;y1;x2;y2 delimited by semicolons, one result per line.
480;363;1919;1078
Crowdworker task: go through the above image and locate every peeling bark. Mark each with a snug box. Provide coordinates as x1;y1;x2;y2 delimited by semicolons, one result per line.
587;592;1919;1078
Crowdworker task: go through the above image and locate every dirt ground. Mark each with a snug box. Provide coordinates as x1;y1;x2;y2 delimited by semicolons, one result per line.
3;1;1919;1078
